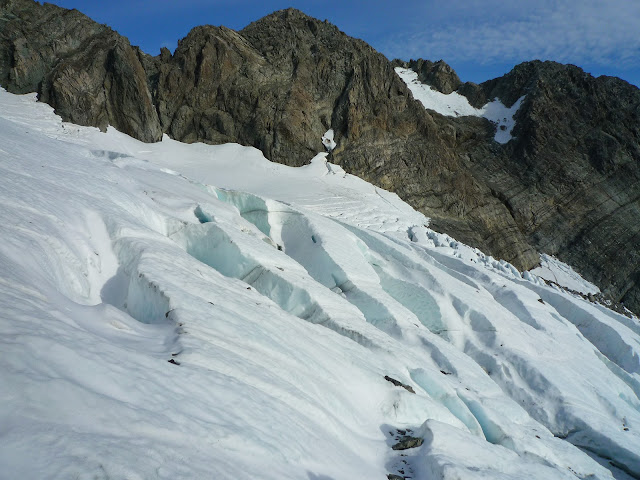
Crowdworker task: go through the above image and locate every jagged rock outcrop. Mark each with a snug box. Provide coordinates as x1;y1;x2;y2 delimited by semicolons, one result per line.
407;59;640;307
113;7;534;271
236;9;538;271
406;58;461;94
0;0;161;141
1;1;640;311
456;61;640;307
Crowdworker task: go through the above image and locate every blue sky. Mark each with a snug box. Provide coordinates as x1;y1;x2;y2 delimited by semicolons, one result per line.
47;0;640;87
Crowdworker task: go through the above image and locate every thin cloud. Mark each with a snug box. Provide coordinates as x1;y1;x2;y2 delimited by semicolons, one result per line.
384;0;640;68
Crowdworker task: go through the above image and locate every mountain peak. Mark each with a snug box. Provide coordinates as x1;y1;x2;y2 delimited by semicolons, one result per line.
240;6;351;56
406;58;462;94
245;7;331;27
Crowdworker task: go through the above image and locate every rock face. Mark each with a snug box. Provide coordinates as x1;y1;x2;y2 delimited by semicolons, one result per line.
464;61;640;308
0;0;161;141
406;58;461;94
236;9;539;272
1;1;640;312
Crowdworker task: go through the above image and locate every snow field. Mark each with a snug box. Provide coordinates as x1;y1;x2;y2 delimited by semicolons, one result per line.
395;67;525;144
1;88;639;479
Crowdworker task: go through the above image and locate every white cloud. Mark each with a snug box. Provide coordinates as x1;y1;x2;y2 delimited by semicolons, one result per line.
384;0;640;68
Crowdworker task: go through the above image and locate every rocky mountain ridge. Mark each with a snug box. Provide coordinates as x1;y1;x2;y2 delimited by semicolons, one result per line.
2;0;640;311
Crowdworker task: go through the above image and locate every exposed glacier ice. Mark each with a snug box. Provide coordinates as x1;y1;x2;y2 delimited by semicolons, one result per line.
1;87;639;479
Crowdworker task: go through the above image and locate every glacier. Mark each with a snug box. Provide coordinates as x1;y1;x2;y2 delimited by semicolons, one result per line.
0;88;639;480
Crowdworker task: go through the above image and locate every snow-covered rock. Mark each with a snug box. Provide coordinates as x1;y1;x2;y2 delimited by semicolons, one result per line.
395;67;525;144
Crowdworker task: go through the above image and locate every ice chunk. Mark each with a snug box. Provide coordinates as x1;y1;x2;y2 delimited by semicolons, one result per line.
322;128;337;151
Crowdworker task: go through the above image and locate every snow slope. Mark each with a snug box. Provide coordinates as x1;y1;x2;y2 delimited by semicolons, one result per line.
395;67;525;144
1;89;639;480
532;254;601;295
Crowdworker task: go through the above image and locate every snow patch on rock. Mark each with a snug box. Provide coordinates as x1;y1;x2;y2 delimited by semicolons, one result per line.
395;67;525;144
322;128;336;151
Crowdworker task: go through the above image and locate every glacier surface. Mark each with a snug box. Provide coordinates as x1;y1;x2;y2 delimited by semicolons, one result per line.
0;88;639;480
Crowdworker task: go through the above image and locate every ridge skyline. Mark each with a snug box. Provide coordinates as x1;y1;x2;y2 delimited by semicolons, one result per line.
44;0;640;88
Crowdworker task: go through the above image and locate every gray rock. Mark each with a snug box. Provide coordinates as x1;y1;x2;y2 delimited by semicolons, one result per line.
407;58;462;94
463;61;640;311
0;4;538;274
234;9;539;271
392;436;424;450
0;0;161;142
384;375;416;394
